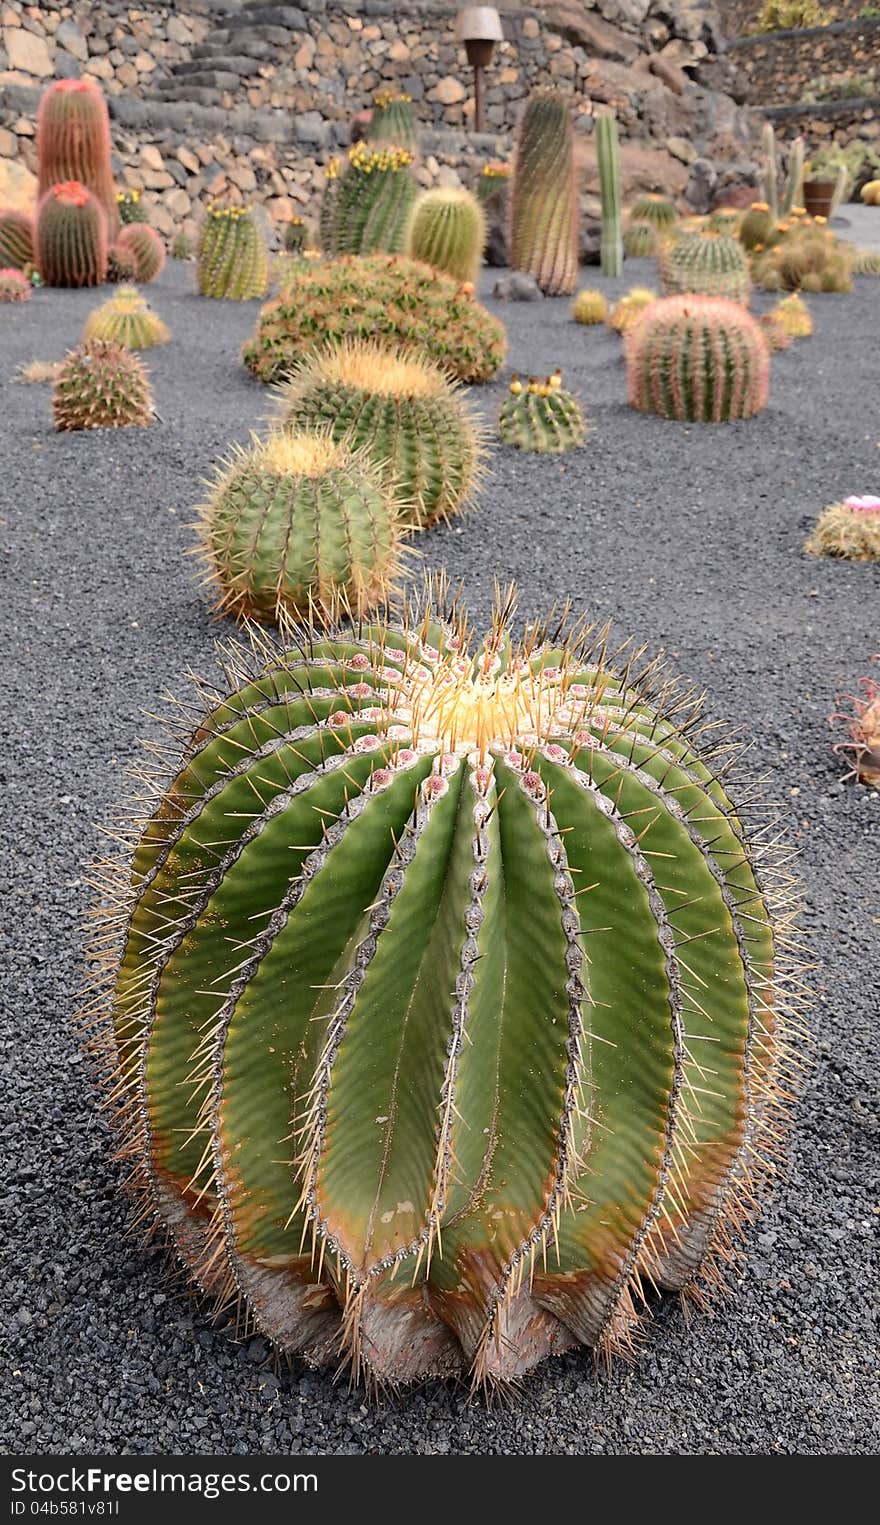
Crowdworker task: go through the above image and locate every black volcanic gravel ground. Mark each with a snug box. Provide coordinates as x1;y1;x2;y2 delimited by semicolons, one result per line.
1;256;878;1457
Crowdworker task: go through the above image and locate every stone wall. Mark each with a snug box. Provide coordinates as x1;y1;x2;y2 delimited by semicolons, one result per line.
0;0;762;241
725;16;880;105
718;1;873;36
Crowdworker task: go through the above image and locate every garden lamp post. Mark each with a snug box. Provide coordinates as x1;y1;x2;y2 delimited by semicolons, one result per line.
455;7;503;133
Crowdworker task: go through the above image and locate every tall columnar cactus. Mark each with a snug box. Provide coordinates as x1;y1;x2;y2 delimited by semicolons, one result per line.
82;286;171;350
242;254;506;385
331;144;417;258
89;578;802;1389
53;340;154;430
629;193;677;231
832;660;880;786
0;267;31;302
783;137;805;215
196;432;404;623
761;121;779;218
626;295;770;423
117;223;165;283
499;371;585;452
509;89;579;296
366;90;419;153
277;340;482;530
36;181;108;288
405;188;486;284
37;79;118;238
596;113;623;279
660;232;751;304
805;496;880;561
197;206;268;299
0;209;35;271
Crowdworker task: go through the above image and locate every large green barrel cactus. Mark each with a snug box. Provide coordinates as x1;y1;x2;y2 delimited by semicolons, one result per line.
0;208;35;271
276;340;482;530
626;295;770;422
366;89;419;153
661;232;751;304
331;144;417;257
499;372;585;452
36;181;108;288
91;579;800;1389
197;205;268;300
405;188;486;284
196;431;404;623
37;78;118;238
510;89;578;296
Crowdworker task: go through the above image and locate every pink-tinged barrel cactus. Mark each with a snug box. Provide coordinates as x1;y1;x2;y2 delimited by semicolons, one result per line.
832;659;880;786
0;267;31;302
806;495;880;561
37;78;118;238
36;181;108;288
0;208;35;271
626;296;770;423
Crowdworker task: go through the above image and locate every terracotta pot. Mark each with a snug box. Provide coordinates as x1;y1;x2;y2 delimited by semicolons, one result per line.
803;179;836;218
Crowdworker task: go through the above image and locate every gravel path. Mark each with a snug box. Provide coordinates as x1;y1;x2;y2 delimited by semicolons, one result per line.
2;257;878;1457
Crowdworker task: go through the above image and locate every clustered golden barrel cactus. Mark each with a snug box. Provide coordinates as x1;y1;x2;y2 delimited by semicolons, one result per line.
571;288;608;325
86;578;804;1390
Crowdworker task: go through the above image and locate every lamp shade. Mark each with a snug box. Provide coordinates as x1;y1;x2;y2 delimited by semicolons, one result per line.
455;6;504;43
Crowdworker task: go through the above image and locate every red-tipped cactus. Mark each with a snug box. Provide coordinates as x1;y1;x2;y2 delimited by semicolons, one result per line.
37;79;118;238
0;208;35;271
626;296;770;423
832;659;880;786
0;267;31;302
36;181;108;289
117;223;165;283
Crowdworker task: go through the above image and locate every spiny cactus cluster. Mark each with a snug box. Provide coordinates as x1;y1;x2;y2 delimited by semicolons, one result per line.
366;89;419;153
0;267;31;302
0;208;35;270
242;254;506;386
832;661;880;786
405;188;486;284
117;223;165;284
82;286;171;350
36;181;108;288
805;496;880;561
283;216;307;254
661;232;751;304
629;193;677;230
626;295;770;423
106;242;139;283
196;431;405;624
608;286;657;334
510;89;579;296
277;341;482;531
89;578;801;1389
752;216;853;294
37;79;118;238
116;189;147;225
571;287;608;324
198;206;268;300
328;143;417;259
623;222;659;258
774;292;812;338
499;370;585;453
759;311;792;351
53;340;154;431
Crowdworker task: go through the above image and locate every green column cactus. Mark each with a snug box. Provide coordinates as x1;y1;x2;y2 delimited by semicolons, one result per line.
783;137;805;214
510;89;579;296
276;340;482;530
53;340;154;430
366;90;419;153
90;578;801;1389
196;431;405;623
761;121;779;218
82;286;171;350
626;295;770;422
499;372;585;452
405;188;486;284
197;206;268;300
0;209;35;271
332;144;417;258
660;232;751;304
37;79;119;238
117;223;165;283
36;181;108;288
596;113;623;278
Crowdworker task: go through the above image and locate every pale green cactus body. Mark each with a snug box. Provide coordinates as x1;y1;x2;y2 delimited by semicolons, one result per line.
661;232;751;304
499;375;585;452
596;114;623;278
198;206;268;300
405;188;486;283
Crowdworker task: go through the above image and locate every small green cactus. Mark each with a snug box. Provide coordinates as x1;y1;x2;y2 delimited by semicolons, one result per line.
91;577;799;1388
738;201;777;252
330;143;417;258
499;371;585;452
198;205;268;300
626;295;770;423
596;113;623;278
170;231;195;261
629;193;677;230
116;188;148;226
0;209;35;271
774;292;812;337
805;497;880;561
0;267;31;302
36;181;108;288
624;221;659;258
82;286;171;350
608;286;658;334
571;288;608;324
510;89;578;296
405;188;486;284
277;340;482;530
117;223;165;283
283;216;307;254
660;232;751;304
196;431;405;623
53;340;154;430
366;89;419;153
242;254;506;386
